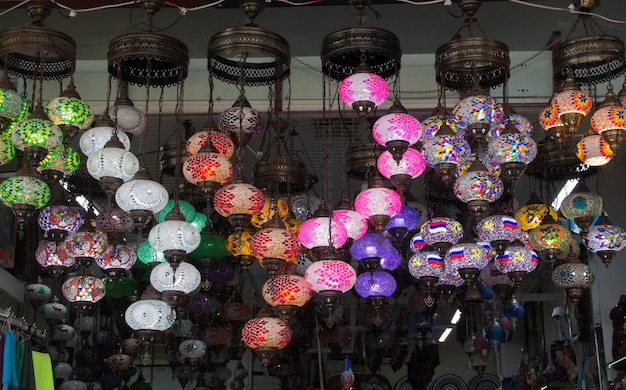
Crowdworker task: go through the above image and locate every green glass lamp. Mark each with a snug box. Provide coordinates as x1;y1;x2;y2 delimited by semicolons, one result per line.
46;81;94;144
0;75;26;133
154;199;196;223
0;136;15;167
38;144;80;184
136;239;166;266
189;233;229;261
10;104;63;167
0;162;50;226
105;277;137;299
189;212;207;232
559;181;603;235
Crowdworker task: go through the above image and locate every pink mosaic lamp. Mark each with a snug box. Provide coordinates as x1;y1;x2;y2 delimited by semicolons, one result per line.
354;175;402;232
339;61;389;117
372;100;422;161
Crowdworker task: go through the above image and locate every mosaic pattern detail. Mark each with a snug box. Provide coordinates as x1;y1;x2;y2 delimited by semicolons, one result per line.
298;216;348;249
339;72;388;108
454;170;503;203
560;190;603;221
444;241;489;273
333;209;368;241
576;134;614;167
495;243;537;274
251;198;289;228
214;182;265;218
408;250;443;279
304;260;356;293
421;114;462;137
490;113;533;138
62;275;106;303
79;126;130;157
515;203;558;231
529;222;571;252
476;215;520;243
154;199;196;223
386;205;420;232
354;187;402;219
350;232;396;262
242;317;292;349
262;274;312;307
35;241;75;268
421;217;463;245
372;112;422;146
96;244;137;271
538;103;563;131
0;175;50;208
179;339;207;359
479;262;514;287
437;268;464;287
125;299;175;331
226;230;255;258
0;87;25;121
354;270;397;298
40;301;67;321
453;95;504;130
39;144;80;175
202;326;233;346
109;105;147;135
25;282;51;302
552;262;595;289
488;132;537;165
186;130;235;158
0;136;15;166
86;147;139;181
409;232;426;253
116;178;169;214
183;152;233;185
591;105;626;134
377;148;426;179
150;261;201;294
251;227;300;263
63;230;108;259
587;224;626;253
38;205;83;233
11;118;63;150
218;106;263;136
554;90;592;116
422;133;471;168
149;220;201;253
46;97;94;130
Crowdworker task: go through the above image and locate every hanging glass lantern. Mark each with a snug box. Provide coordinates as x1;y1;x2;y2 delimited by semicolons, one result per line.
109;93;148;137
62;275;106;313
372;100;422;161
491;112;533;138
86;135;139;198
488;122;537;182
262;274;312;321
148;205;201;269
539;101;567;143
150;261;202;307
251;217;300;275
45;82;94;142
453;94;504;140
0;75;26;132
576;128;614;167
136;239;166;266
409;232;426;253
408;249;443;294
0;163;50;226
154;199;196;223
529;218;571;267
445;238;489;300
436;267;464;301
553;75;593;136
420;217;463;257
332;197;368;242
25;279;52;305
213;177;265;230
218;94;263;147
354;270;397;299
79;118;131;157
186;130;235;159
95;244;137;280
251;197;289;229
226;229;257;270
454;159;503;220
124;299;176;333
422;124;471;186
422;109;463;138
586;215;626;267
182;152;233;199
38;205;83;242
552;261;595;305
35;241;75;276
515;194;558;231
494;241;537;288
298;206;348;255
354;176;402;232
476;214;520;256
559;182;603;235
350;232;397;271
591;85;626;152
189;233;228;261
62;230;108;267
38;144;80;183
242;316;292;366
377;148;426;193
40;298;68;325
338;62;388;116
0;136;15;167
115;167;169;230
385;204;421;245
10;105;63;166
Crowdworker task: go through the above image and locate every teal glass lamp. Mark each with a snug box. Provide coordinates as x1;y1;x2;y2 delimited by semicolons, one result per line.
189;233;228;261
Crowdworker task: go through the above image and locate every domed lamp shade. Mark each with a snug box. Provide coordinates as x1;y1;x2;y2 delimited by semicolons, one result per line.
476;215;520;256
86;136;140;198
251;197;289;229
539;102;567;144
422;110;463;137
480;262;514;302
148;216;201;269
150;262;202;307
251;221;301;275
436;267;464;301
420;217;463;256
186;130;234;159
262;274;313;321
354;270;397;300
454;160;503;220
137;240;166;265
491;113;533;139
304;257;357;322
495;241;538;288
372;105;422;161
576;130;614;167
552;261;595;305
408;250;443;293
453;94;504;139
179;339;207;368
218;95;263;147
350;232;397;271
115;169;169;230
35;241;75;276
339;67;388;116
591;86;626;152
124;299;176;334
409;232;426;253
332;202;368;242
553;77;593;136
298;215;348;254
444;240;489;298
377;148;426;193
155;199;196;223
242;316;292;366
529;220;571;267
0;136;15;167
354;181;402;232
559;183;603;235
213;179;265;230
109;104;147;137
62;275;106;313
38;144;80;183
25;281;52;304
40;298;68;325
62;230;108;267
0;171;51;225
487;124;537;182
10;115;63;167
182;152;233;200
515;194;559;231
79;124;131;157
422;126;471;186
586;215;626;267
38;205;83;242
0;76;26;131
46;91;94;141
95;244;137;280
227;229;257;270
189;233;229;261
385;205;421;244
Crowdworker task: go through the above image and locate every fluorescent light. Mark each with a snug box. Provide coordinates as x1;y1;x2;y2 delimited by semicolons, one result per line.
450;309;462;324
551;178;579;210
438;327;453;343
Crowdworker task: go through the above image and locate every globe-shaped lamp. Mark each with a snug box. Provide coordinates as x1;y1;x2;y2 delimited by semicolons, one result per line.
453;94;503;139
354;270;397;299
590;87;626;152
241;317;292;366
339;68;388;116
38;205;83;241
476;214;520;256
354;180;402;232
350;232;396;271
495;241;537;287
213;178;265;230
262;274;312;321
420;217;463;256
576;131;614;167
586;216;626;267
553;77;593;136
422;127;471;186
552;261;595;305
95;244;137;280
372;106;422;161
377;148;426;193
251;220;301;274
559;183;603;235
218;95;263;147
62;275;106;313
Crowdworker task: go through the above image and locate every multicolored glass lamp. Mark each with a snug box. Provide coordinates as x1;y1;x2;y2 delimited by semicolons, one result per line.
422;123;471;186
186;130;235;159
577;126;614;167
385;204;421;244
95;243;137;280
420;216;463;257
213;175;265;231
586;215;626;267
553;75;593;137
35;241;75;277
62;275;106;313
182;146;233;203
591;85;626;152
333;196;368;258
226;229;257;270
488;120;537;183
354;175;402;232
0;135;15;167
480;262;514;302
218;93;263;148
453;92;503;141
552;259;595;305
529;216;571;268
515;193;558;231
262;274;312;321
242;316;292;366
494;240;537;288
559;181;603;236
444;236;489;301
298;201;348;259
538;101;567;144
476;214;520;256
454;159;503;220
10;104;63;168
372;100;423;161
408;248;443;300
339;60;389;116
38;205;83;242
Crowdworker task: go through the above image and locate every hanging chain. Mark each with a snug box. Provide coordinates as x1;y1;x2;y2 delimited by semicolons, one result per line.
173;75;186;203
208;72;215;123
235;53;249;176
140;61;152;166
